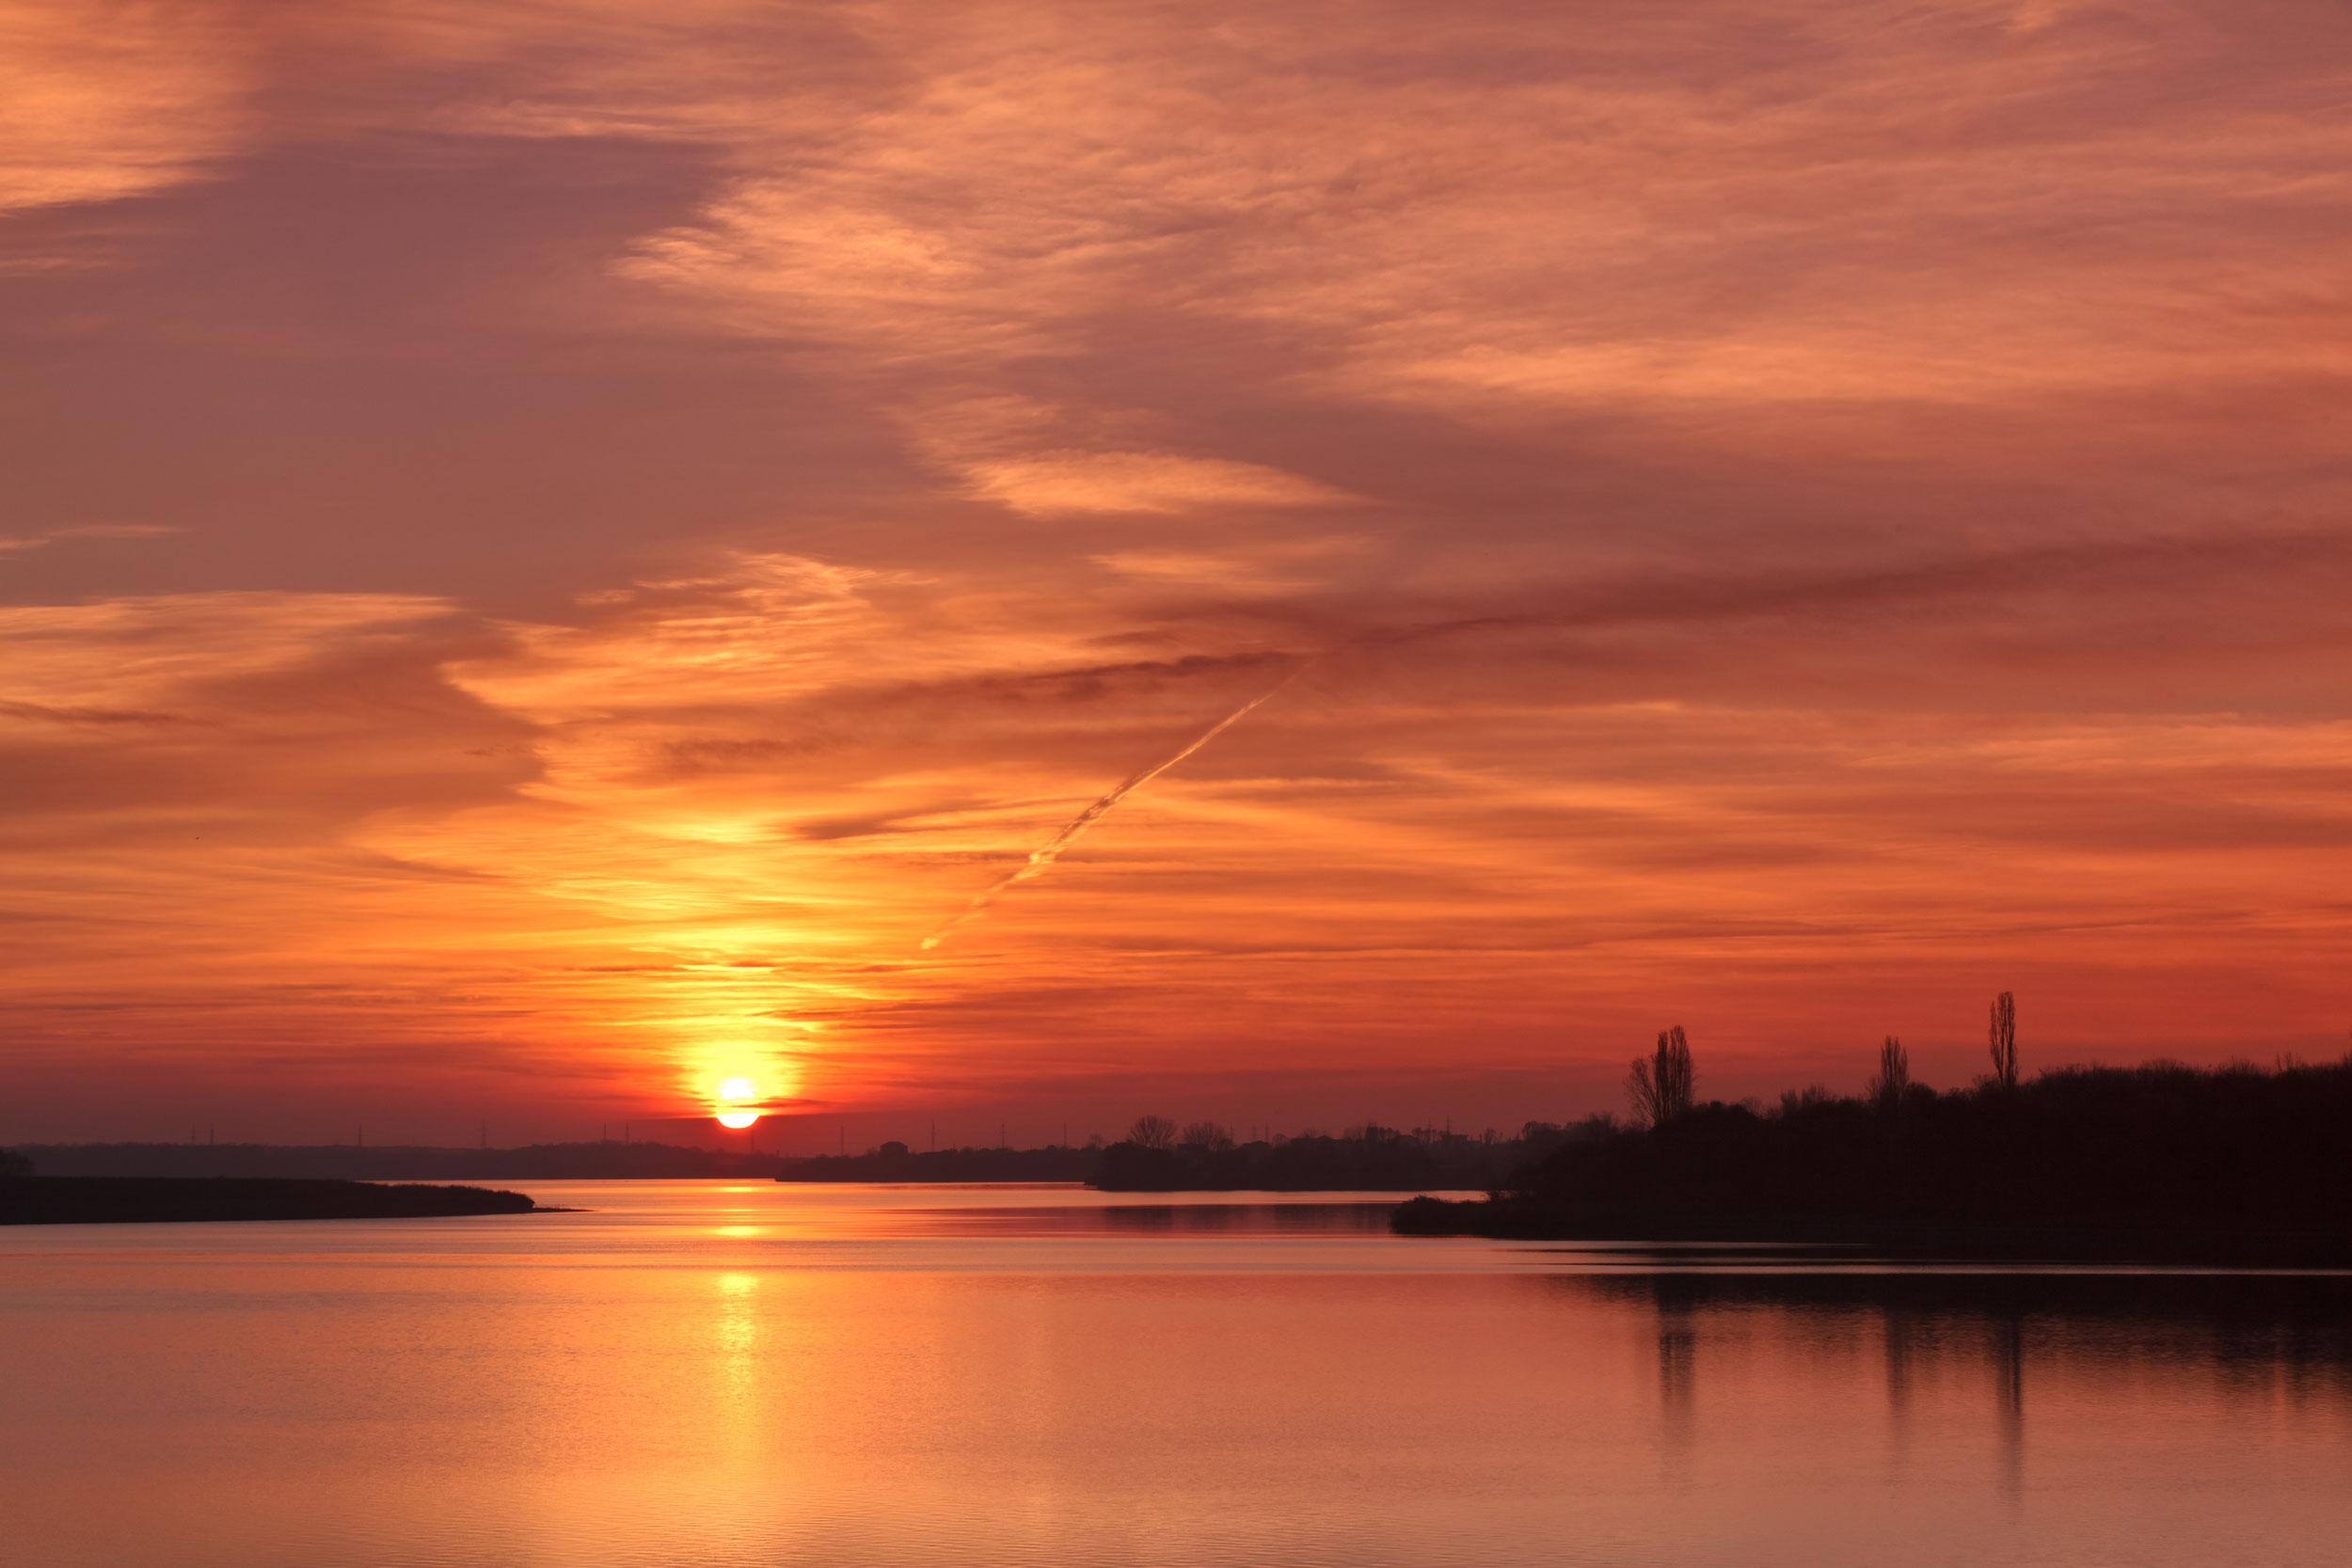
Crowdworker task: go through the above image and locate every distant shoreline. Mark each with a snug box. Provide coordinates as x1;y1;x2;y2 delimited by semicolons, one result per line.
9;1132;1527;1191
10;1140;1098;1184
0;1178;540;1226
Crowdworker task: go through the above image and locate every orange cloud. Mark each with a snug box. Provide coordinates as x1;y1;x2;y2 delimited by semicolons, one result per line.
959;451;1353;517
0;0;254;215
9;535;2349;1139
611;2;2352;418
3;0;2349;1140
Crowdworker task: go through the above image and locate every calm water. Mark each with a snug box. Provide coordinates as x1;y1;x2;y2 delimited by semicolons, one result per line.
4;1181;2348;1567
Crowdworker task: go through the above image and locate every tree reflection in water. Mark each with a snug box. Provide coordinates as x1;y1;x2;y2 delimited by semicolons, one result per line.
1554;1261;2352;1502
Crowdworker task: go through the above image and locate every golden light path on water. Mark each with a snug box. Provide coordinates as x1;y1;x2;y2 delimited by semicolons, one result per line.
6;1184;2352;1567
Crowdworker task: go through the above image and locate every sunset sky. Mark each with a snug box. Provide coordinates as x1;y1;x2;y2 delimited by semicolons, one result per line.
5;0;2348;1146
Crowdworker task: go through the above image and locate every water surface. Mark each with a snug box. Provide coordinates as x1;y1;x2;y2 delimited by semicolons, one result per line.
4;1181;2347;1567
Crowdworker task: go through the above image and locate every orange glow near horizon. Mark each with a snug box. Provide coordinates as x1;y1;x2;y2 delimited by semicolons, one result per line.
2;0;2348;1142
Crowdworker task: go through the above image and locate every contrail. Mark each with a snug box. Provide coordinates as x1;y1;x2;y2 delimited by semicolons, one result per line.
922;677;1293;950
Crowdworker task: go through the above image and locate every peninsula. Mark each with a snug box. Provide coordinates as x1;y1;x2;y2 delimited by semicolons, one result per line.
1395;1047;2352;1266
0;1175;540;1226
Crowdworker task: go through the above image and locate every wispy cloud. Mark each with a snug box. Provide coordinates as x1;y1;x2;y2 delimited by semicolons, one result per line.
0;1;253;213
6;0;2350;1137
959;451;1352;518
0;523;180;556
11;530;2347;1132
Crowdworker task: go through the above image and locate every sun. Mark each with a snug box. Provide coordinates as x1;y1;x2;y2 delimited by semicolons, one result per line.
715;1076;761;1130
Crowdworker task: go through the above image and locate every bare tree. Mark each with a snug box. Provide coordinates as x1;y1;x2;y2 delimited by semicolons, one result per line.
1989;991;2018;1089
1179;1120;1232;1149
1627;1025;1695;1127
1129;1115;1180;1150
1867;1035;1911;1114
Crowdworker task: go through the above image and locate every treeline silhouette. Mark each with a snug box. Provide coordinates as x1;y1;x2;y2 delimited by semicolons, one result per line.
1574;1264;2352;1350
1399;1007;2352;1263
775;1143;1101;1182
1091;1118;1531;1192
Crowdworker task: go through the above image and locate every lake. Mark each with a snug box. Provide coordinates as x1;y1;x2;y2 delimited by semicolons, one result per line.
3;1180;2347;1566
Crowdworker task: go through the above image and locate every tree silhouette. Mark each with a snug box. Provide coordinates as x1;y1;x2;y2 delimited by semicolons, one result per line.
1628;1026;1695;1127
1868;1036;1911;1114
1179;1120;1232;1149
1129;1115;1179;1150
1989;992;2018;1089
